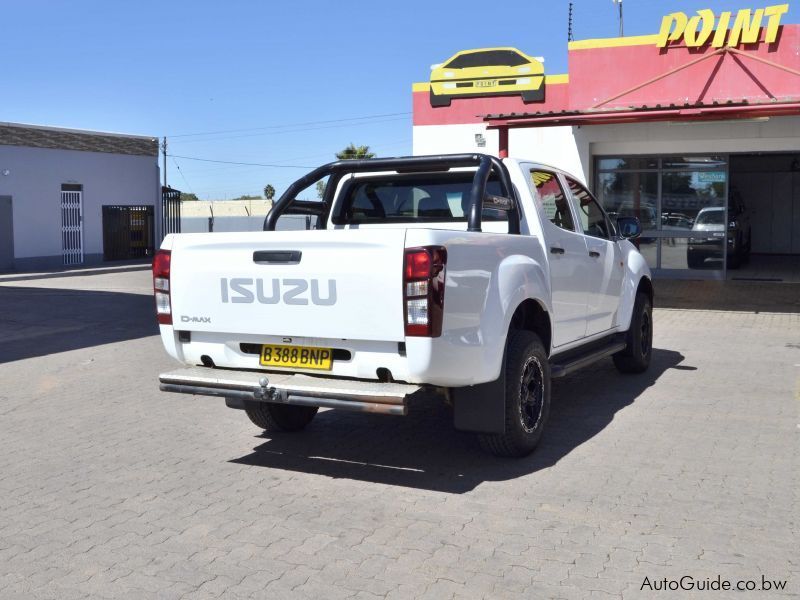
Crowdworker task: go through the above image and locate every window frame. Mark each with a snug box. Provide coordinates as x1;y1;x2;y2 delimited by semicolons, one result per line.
330;171;509;226
563;175;616;241
528;169;579;234
593;153;732;279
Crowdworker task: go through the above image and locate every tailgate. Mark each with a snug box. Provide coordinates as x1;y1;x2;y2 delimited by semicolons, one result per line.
169;229;407;342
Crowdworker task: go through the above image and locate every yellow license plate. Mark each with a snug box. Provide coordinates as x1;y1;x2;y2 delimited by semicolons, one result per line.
475;80;497;88
259;344;333;370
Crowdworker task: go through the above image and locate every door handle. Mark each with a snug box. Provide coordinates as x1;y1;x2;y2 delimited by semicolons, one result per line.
550;246;565;255
589;250;600;258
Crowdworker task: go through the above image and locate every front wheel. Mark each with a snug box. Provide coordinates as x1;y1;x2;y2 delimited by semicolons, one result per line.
613;292;652;374
244;401;318;432
728;234;743;269
478;330;551;457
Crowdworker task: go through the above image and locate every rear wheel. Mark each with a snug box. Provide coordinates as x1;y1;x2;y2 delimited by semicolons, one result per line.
686;251;704;269
613;292;652;374
478;330;551;457
244;401;318;432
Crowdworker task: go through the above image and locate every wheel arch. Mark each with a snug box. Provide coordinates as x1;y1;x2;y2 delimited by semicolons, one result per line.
617;244;653;331
508;298;552;356
637;275;654;307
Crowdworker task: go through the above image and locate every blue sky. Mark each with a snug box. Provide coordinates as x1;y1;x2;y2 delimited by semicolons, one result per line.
3;0;797;199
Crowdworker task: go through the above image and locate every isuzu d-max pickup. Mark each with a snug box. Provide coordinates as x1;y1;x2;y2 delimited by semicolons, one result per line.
156;154;652;457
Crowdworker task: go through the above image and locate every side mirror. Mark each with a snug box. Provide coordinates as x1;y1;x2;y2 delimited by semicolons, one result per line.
616;216;641;239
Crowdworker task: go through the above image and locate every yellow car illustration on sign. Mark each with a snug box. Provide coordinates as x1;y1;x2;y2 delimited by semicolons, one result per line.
429;47;545;107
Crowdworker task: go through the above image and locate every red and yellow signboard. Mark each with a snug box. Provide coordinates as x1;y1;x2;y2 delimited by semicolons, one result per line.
413;3;798;125
428;47;545;107
657;4;789;47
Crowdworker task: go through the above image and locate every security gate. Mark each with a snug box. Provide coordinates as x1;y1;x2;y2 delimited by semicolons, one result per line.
61;188;84;265
102;205;155;261
161;186;182;239
0;196;13;271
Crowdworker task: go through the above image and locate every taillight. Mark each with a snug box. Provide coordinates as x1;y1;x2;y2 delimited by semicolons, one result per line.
403;246;446;337
152;249;172;325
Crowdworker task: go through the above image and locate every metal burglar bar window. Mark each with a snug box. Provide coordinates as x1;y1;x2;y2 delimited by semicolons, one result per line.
60;186;84;266
102;205;155;261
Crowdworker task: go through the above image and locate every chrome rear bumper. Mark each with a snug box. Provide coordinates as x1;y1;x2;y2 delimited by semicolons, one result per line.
159;367;421;416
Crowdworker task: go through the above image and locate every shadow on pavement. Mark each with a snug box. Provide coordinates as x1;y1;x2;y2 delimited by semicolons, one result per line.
0;262;150;283
232;348;689;493
0;286;157;364
655;279;800;313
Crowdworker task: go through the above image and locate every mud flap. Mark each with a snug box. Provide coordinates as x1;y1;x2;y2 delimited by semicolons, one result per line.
452;369;506;434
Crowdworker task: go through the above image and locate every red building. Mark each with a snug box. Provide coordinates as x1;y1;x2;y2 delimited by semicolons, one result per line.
412;5;800;280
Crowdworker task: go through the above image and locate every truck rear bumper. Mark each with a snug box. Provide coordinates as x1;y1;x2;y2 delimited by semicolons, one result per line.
158;367;422;416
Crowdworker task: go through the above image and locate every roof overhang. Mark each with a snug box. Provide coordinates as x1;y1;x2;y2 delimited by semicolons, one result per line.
484;99;800;128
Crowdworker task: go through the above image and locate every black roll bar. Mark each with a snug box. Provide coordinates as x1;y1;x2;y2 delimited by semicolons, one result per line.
263;153;519;234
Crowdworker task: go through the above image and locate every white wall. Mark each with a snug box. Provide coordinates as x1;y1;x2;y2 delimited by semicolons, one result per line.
575;116;800;161
413;123;586;181
0;145;159;266
509;126;586;182
181;214;311;234
413;124;500;156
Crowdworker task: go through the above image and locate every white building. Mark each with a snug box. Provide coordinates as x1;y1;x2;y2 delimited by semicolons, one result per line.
0;122;161;271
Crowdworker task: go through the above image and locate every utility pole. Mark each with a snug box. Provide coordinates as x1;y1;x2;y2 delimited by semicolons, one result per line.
161;137;168;188
613;0;624;36
568;2;574;42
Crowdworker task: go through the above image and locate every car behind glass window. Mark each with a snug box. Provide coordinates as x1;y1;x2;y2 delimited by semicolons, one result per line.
695;208;725;225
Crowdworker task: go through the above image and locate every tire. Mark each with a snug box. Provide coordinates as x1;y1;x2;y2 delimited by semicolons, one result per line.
686;251;703;269
244;401;318;432
429;90;451;107
613;292;653;374
478;330;551;458
728;234;743;269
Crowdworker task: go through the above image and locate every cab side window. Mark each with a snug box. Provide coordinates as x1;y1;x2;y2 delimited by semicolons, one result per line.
565;177;611;240
530;170;575;232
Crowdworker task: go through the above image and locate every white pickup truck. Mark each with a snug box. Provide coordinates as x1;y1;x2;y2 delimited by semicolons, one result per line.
156;154;652;457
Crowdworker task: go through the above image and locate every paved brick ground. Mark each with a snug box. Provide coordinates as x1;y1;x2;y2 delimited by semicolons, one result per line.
0;267;797;599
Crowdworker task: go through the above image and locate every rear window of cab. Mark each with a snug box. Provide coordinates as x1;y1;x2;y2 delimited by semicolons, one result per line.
331;172;508;225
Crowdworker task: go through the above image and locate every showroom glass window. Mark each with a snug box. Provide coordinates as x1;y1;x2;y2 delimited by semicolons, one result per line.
595;156;728;274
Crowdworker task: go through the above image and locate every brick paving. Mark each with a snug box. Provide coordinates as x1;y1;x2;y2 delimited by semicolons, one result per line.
0;267;797;599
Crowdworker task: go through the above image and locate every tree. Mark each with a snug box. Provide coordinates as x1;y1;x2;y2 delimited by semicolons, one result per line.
232;194;260;201
336;144;375;160
263;184;275;200
316;180;326;199
180;192;199;202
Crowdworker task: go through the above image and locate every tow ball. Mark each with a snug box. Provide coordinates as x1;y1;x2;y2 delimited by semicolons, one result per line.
256;376;284;402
